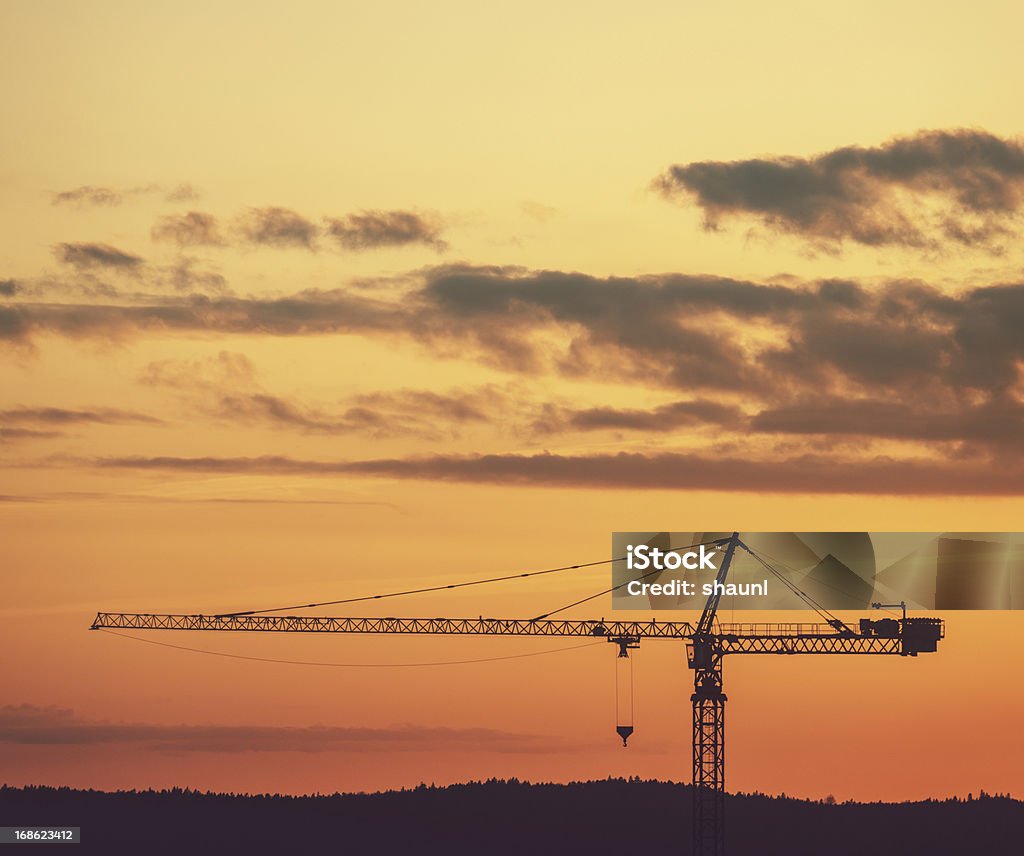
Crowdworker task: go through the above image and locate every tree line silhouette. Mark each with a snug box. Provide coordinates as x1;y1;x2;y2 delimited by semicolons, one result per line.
2;778;1021;855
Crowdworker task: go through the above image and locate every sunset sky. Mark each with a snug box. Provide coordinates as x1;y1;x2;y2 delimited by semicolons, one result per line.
2;1;1024;802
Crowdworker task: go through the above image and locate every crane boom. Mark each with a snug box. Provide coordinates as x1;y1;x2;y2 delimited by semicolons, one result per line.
89;612;942;656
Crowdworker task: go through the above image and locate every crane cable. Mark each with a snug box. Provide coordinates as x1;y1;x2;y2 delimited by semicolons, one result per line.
217;538;721;618
216;557;618;617
742;546;847;627
530;538;725;620
98;628;604;668
528;536;849;627
752;545;886;606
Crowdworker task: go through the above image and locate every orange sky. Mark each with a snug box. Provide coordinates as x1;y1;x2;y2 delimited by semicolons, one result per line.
2;0;1024;802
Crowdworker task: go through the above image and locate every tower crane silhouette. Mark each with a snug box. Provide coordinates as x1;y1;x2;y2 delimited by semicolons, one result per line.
91;533;944;856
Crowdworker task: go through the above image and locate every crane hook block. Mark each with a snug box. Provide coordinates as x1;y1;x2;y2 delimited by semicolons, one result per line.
615;651;634;746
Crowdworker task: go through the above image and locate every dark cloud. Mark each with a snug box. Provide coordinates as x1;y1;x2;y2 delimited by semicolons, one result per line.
0;406;161;426
5;266;1024;450
0;492;397;507
565;393;1024;452
0;427;63;441
0;289;401;346
151;211;225;247
54;242;144;270
540;399;745;433
350;388;500;425
213;388;508;440
325;210;447;251
0;306;30;340
51;186;125;207
213;391;482;438
0;279;17;296
235;207;319;249
5;273;121;301
751;396;1024;450
656;129;1024;252
216;393;366;433
51;183;198;207
0;704;554;754
414;266;807;385
0;405;160;442
94;451;1024;496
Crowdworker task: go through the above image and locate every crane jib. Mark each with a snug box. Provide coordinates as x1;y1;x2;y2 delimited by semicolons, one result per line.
89;612;943;656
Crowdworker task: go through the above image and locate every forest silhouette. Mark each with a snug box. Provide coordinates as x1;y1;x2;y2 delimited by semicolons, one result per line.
2;778;1021;854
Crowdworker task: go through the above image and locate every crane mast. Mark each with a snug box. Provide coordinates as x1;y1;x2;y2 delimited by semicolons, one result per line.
90;532;944;856
689;534;739;856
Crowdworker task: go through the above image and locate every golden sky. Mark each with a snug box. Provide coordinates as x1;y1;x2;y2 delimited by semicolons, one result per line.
2;0;1024;801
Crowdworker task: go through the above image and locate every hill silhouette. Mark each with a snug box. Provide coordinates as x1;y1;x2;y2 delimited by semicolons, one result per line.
2;779;1022;855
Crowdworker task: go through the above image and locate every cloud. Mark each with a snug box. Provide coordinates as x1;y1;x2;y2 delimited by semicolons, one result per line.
349;387;504;426
7;258;1023;486
164;183;200;202
0;406;160;426
160;257;229;294
534;393;1024;451
0;279;17;296
142;352;506;439
410;267;804;384
5;266;1024;439
51;186;126;207
92;450;1024;495
0;287;400;346
151;211;225;247
0;491;398;508
537;399;745;434
52;183;200;208
141;350;258;388
0;406;160;443
520;201;560;222
0;427;64;442
750;396;1024;450
0;704;555;754
656;129;1024;252
235;207;319;249
325;210;447;251
412;269;1024;401
54;242;144;270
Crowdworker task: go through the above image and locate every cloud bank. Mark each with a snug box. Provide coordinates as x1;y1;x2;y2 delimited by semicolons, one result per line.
93;451;1024;496
4;265;1024;400
0;704;555;754
656;129;1024;252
